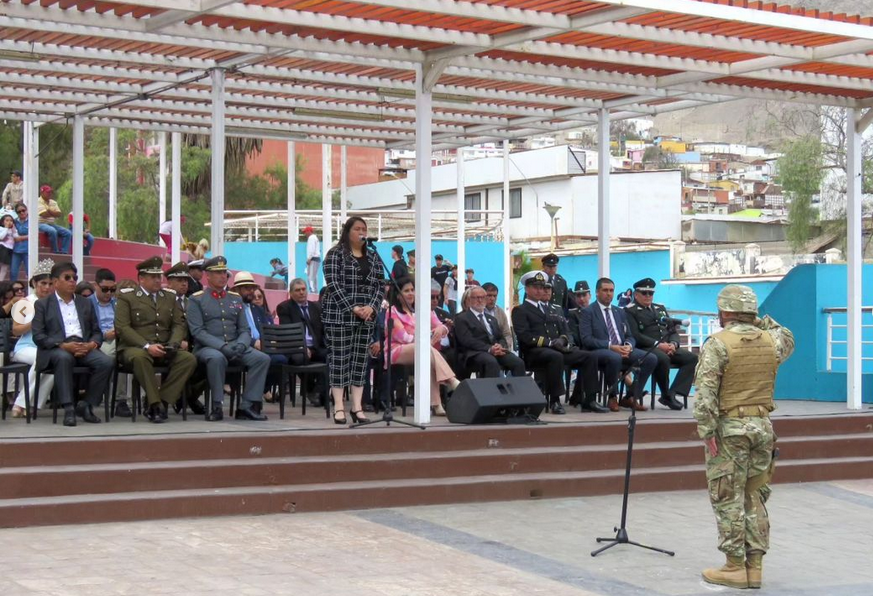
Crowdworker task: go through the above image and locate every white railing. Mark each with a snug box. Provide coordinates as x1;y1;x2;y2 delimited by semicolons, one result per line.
214;208;506;242
671;310;721;351
823;307;873;371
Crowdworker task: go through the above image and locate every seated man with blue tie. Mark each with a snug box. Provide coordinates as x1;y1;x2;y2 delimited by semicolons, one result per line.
580;277;657;412
276;277;328;405
454;285;525;378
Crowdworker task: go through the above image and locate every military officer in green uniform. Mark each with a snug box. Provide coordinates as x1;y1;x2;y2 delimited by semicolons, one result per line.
541;253;569;314
693;285;795;589
187;256;271;422
115;256;197;423
624;277;696;410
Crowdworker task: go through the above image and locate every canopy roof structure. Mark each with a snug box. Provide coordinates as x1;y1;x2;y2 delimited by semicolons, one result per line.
2;0;873;148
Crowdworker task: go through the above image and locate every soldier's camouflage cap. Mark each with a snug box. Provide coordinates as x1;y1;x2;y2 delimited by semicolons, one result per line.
717;284;758;314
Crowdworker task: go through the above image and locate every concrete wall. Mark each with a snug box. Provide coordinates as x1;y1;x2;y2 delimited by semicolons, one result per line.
760;264;873;403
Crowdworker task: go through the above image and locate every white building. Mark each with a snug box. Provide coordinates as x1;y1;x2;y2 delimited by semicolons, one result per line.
349;145;681;241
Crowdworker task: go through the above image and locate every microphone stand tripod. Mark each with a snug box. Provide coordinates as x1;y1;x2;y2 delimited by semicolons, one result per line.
591;326;676;558
353;239;424;430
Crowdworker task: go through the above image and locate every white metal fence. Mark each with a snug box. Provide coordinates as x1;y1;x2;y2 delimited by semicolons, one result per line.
671;310;721;351
824;307;873;372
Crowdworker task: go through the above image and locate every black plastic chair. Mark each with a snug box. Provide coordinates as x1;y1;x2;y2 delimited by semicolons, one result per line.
0;319;31;423
260;323;328;419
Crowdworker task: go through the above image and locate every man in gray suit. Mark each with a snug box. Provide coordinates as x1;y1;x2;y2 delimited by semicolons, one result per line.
186;256;271;422
32;261;114;426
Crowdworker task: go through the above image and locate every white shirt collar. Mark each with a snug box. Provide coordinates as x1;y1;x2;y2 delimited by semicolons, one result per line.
55;291;74;305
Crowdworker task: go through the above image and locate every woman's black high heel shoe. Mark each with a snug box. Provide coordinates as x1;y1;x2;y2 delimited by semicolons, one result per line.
349;410;369;423
333;409;347;425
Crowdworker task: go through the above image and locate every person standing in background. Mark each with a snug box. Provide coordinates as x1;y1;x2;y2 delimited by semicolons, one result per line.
11;203;30;281
390;245;409;280
304;225;321;293
2;171;23;209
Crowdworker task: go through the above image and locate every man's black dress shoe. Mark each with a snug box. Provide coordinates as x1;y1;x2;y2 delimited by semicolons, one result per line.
581;400;610;413
658;394;684;411
550;402;566;415
114;400;132;418
145;403;165;424
75;401;101;423
63;408;77;427
235;407;268;421
175;397;206;415
206;406;224;421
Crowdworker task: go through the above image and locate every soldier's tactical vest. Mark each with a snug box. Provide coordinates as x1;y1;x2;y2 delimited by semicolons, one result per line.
713;328;777;416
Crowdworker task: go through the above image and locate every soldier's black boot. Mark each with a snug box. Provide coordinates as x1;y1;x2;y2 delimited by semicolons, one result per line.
145;403;165;424
206;405;224;422
114;400;132;418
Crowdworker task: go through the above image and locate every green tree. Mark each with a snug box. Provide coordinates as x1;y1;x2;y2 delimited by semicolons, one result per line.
777;135;825;252
0;123;22;184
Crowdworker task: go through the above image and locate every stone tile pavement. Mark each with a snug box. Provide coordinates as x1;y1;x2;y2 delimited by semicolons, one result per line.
1;479;871;595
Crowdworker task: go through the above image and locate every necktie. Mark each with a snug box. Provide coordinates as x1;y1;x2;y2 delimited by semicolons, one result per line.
178;297;185;312
538;303;545;313
604;307;621;345
478;313;494;342
301;304;310;323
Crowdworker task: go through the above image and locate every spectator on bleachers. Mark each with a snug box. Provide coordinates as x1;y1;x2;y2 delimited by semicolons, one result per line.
2;170;23;209
159;216;185;254
465;268;480;287
0;281;17;318
32;261;113;426
11;203;30;280
304;226;321;293
90;268;131;418
268;258;288;285
0;213;19;280
9;259;55;418
37;185;72;254
67;213;95;256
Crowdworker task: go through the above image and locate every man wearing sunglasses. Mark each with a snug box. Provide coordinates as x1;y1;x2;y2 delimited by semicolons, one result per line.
32;262;113;426
90;268;132;418
625;277;697;410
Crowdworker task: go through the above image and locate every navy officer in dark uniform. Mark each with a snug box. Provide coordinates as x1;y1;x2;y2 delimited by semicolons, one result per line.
542;253;569;314
624;277;696;410
511;271;605;414
187;256;271;421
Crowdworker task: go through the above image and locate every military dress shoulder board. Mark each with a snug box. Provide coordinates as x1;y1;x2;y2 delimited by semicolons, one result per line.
190;290;204;297
119;288;134;294
227;291;240;296
164;288;177;295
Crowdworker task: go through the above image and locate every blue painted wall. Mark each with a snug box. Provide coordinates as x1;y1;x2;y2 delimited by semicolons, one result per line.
760;264;873;403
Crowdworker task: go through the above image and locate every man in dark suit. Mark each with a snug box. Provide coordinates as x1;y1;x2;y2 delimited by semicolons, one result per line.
511;271;604;414
276;277;328;404
454;285;525;378
580;277;657;412
624;278;695;410
32;261;114;426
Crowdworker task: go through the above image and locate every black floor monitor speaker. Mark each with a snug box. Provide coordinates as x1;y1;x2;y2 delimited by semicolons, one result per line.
446;376;545;424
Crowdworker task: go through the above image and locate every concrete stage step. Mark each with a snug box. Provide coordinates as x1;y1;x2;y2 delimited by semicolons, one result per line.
1;414;871;528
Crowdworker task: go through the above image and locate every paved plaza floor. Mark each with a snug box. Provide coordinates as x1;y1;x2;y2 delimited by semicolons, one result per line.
1;479;871;596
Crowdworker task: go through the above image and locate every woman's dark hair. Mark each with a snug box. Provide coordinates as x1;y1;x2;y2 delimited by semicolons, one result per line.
0;214;13;226
75;281;94;296
390;276;414;312
0;281;12;302
338;216;367;250
254;285;270;312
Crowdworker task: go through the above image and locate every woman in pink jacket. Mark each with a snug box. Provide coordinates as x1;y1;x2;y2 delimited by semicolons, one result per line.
385;276;459;416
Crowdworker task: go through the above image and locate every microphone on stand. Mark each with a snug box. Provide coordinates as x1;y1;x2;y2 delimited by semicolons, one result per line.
659;315;691;328
360;235;379;248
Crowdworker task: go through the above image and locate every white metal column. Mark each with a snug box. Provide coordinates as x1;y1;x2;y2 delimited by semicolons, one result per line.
210;68;226;256
597;108;611;279
456;147;466;303
23;121;39;276
71;116;85;274
158;131;167;243
108;127;117;239
414;64;433;425
340;145;348;222
322;144;332;249
502;140;511;310
287;140;296;289
171;132;182;264
846;108;863;410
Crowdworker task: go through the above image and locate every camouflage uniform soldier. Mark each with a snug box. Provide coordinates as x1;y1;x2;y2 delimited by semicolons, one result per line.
693;285;795;589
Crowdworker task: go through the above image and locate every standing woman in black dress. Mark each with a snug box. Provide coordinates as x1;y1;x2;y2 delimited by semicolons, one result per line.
322;216;386;424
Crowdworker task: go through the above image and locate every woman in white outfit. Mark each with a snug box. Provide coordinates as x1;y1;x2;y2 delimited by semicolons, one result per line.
9;258;55;418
